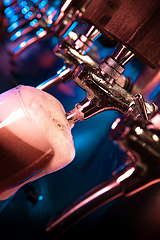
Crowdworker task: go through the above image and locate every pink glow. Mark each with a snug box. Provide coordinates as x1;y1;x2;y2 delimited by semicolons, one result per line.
0;109;24;129
38;30;47;38
111;118;121;130
116;167;135;183
61;0;72;12
151;114;160;129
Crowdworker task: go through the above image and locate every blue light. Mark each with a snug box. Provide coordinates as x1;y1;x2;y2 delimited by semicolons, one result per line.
19;0;27;7
25;11;33;20
148;83;160;101
21;6;30;14
4;6;15;18
57;65;67;75
19;41;27;48
10;30;22;41
32;0;39;4
62;21;78;39
30;19;38;27
7;21;19;32
36;28;44;36
15;31;22;37
38;196;43;201
47;23;51;27
46;6;56;16
9;14;18;24
38;0;47;9
3;0;12;6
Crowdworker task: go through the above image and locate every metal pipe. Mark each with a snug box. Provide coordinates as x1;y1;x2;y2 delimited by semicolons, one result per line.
111;44;135;66
36;66;74;91
46;175;123;238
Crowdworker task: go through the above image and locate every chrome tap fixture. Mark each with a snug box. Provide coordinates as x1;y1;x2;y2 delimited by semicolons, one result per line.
66;43;157;123
4;0;132;93
36;24;101;90
0;0;160;239
46;110;160;238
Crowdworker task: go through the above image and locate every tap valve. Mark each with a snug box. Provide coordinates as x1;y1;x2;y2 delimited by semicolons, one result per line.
66;44;157;123
99;44;134;84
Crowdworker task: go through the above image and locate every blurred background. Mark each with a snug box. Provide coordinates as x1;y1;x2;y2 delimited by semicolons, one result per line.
0;0;160;239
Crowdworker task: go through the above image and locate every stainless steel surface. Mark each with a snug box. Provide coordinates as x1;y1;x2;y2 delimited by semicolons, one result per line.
66;63;157;123
112;44;135;66
110;112;160;195
47;113;160;237
134;93;149;120
36;65;75;91
46;176;123;238
74;25;101;55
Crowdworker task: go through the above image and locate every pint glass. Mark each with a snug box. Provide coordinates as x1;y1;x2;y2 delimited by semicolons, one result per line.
0;85;54;194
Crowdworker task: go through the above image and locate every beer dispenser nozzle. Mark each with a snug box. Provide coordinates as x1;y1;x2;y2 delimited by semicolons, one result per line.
66;43;157;123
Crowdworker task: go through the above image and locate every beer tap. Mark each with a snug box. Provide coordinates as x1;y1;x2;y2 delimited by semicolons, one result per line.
36;24;101;90
6;0;88;55
66;43;157;123
36;6;132;91
4;0;131;92
3;0;133;93
46;110;160;238
2;0;102;92
65;0;160;123
36;25;133;91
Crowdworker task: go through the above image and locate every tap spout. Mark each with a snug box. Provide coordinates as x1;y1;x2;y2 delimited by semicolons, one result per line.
36;65;75;91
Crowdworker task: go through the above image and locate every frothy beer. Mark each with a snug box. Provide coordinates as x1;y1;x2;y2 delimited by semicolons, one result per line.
0;85;75;194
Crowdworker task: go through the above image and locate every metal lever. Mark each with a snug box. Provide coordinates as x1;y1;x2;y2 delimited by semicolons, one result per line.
37;23;133;92
74;25;101;55
134;93;148;120
46;112;160;238
40;27;133;92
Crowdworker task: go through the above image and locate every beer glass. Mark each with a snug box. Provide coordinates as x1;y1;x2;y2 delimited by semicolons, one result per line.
0;85;54;194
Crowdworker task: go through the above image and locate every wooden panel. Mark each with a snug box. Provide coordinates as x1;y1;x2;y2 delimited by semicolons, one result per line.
81;0;125;36
104;0;160;68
